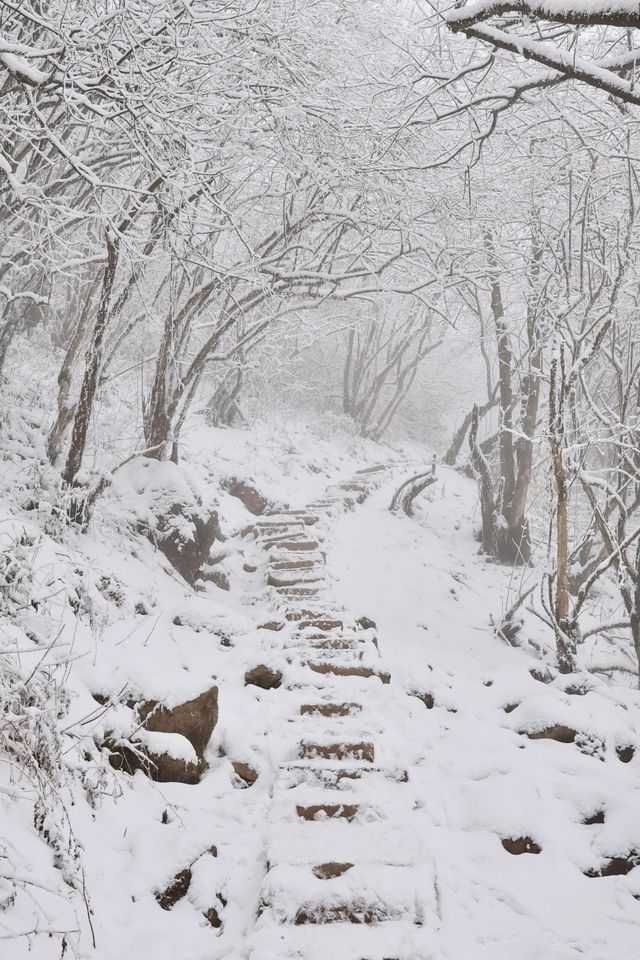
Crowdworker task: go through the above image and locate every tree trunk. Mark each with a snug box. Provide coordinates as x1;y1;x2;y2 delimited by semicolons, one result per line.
444;394;498;466
632;541;640;686
63;237;119;486
144;307;177;458
48;273;101;464
549;349;576;673
486;235;516;510
469;404;499;555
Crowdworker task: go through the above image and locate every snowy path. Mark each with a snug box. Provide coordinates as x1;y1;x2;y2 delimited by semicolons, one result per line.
234;464;640;959
243;467;434;959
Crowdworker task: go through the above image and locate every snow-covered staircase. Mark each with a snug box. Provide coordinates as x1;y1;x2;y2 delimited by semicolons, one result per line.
246;466;434;960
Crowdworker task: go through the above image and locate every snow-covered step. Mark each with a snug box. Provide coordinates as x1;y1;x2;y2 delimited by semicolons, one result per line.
267;537;321;553
265;819;427;867
255;519;307;537
284;613;345;631
313;640;379;657
278;762;409;790
268;555;325;571
302;657;389;683
248;919;431;960
270;786;405;825
295;801;361;821
278;600;342;616
298;740;375;762
324;486;367;505
283;668;393;697
265;511;320;526
258;862;428;925
285;658;391;686
306;500;352;513
287;646;382;667
271;780;411;822
299;701;363;717
273;586;325;602
277;634;369;652
289;713;383;738
267;568;325;588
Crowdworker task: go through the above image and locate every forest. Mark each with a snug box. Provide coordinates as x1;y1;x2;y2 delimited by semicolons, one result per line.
2;2;640;958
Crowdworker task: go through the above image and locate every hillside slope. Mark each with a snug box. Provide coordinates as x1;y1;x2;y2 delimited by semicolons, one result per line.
1;416;640;959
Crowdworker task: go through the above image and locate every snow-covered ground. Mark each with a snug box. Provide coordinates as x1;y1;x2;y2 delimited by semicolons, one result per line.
2;411;640;959
328;468;640;958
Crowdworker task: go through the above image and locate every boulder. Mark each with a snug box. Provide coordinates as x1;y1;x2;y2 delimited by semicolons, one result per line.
107;735;202;784
111;458;224;585
107;686;219;785
225;479;272;515
153;505;223;584
232;761;259;786
244;664;282;689
524;724;576;744
138;686;219;760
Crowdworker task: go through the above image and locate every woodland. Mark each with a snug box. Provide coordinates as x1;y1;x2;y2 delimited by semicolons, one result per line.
3;2;640;958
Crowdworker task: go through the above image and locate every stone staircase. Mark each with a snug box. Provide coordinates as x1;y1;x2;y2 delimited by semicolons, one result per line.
245;466;434;960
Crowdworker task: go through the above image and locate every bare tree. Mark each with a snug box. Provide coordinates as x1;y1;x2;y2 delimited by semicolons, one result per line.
447;1;640;105
343;301;443;439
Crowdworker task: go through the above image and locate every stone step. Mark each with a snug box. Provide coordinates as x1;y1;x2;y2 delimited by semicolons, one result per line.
296;802;360;821
271;782;409;823
297;617;344;631
284;670;391;696
299;741;375;762
302;660;390;684
269;557;324;571
300;702;362;717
